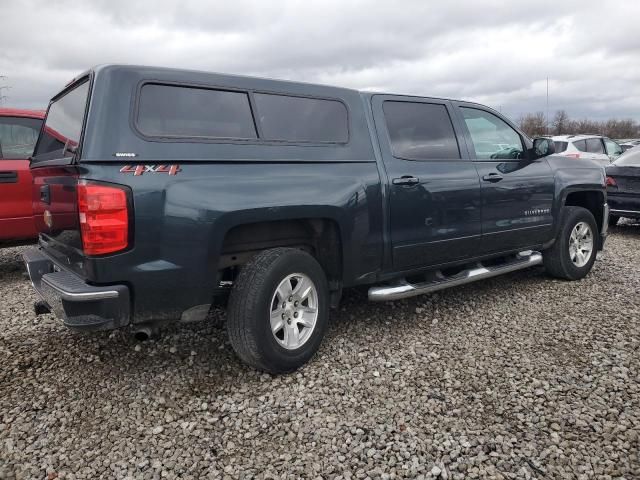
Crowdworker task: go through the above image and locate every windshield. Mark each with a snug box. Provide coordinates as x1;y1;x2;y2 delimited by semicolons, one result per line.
32;80;90;163
613;147;640;166
0;116;42;159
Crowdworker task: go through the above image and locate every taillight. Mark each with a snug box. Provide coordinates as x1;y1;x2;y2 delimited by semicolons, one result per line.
77;182;129;255
565;153;581;159
606;176;617;187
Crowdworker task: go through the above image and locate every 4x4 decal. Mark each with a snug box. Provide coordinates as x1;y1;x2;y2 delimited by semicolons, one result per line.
120;165;181;176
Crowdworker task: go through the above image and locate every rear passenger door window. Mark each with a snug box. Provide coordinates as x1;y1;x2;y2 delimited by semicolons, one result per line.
382;101;460;161
460;108;524;160
137;84;257;139
586;138;605;154
573;140;587;152
554;141;568;153
254;93;348;143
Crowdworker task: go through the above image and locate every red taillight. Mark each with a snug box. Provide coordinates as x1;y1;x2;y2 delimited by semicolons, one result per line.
606;176;617;187
565;153;581;159
77;182;129;255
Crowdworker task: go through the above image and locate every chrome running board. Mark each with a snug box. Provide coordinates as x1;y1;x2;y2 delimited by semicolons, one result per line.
368;251;543;301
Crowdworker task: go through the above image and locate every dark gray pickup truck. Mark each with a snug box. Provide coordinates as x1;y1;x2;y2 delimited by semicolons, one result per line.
24;65;609;373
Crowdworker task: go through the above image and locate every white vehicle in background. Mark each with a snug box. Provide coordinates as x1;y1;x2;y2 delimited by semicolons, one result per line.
552;135;623;165
618;139;640;152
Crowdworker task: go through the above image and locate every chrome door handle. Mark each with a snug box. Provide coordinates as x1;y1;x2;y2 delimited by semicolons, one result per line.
392;176;420;186
482;174;503;183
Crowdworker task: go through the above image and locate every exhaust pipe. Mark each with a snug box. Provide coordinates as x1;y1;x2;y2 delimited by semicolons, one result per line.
132;326;159;341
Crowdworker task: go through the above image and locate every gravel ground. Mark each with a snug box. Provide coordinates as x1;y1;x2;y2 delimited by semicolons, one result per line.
1;223;639;480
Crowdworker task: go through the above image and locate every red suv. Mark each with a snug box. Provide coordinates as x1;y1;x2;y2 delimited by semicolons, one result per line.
0;108;45;245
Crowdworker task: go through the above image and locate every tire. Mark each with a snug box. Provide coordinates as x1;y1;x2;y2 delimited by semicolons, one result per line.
609;215;620;226
226;248;329;374
543;206;598;280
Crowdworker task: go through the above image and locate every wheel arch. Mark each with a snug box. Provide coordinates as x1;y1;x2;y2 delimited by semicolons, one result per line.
216;211;346;288
561;189;606;233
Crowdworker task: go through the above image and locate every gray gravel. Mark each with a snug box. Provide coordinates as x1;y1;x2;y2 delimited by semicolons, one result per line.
1;223;639;480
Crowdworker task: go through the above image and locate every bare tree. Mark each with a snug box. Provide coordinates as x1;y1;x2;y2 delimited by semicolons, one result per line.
519;111;640;139
518;112;547;137
552;110;570;135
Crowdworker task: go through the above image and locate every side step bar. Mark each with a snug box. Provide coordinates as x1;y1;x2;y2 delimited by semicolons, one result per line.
368;251;543;302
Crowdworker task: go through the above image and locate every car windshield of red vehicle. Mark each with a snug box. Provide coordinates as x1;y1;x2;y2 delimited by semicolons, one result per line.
0;115;42;159
32;80;89;163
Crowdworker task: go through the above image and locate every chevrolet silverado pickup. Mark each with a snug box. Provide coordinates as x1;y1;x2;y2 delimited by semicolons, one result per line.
23;65;608;373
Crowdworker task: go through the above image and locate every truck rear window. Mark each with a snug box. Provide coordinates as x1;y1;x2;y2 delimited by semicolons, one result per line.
33;81;90;163
254;93;348;143
137;84;257;139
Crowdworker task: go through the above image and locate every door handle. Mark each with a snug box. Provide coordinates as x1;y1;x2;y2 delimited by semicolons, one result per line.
392;176;420;186
0;171;18;184
40;184;51;204
482;173;503;183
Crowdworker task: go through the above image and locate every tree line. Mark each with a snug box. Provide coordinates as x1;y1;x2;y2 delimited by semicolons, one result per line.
518;110;640;139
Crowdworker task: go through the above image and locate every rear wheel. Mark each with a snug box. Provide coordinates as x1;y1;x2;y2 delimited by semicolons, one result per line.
543;206;598;280
226;248;329;374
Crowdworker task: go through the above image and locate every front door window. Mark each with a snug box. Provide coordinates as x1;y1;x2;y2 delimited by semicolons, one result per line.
461;108;524;160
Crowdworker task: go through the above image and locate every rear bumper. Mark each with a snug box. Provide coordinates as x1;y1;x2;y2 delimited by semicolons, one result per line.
22;248;130;331
608;193;640;218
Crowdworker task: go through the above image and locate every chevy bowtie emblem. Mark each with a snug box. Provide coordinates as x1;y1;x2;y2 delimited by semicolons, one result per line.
44;210;53;229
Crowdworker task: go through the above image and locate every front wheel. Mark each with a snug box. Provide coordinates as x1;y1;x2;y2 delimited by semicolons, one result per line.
543;206;598;280
226;248;329;374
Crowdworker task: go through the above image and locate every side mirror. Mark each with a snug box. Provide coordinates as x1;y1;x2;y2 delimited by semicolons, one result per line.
533;137;555;158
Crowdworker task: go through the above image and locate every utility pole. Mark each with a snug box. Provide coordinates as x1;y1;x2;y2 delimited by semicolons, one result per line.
0;76;10;106
546;77;549;136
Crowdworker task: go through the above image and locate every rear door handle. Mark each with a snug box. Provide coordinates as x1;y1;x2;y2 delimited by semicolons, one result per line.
0;171;18;184
482;173;503;183
392;176;420;186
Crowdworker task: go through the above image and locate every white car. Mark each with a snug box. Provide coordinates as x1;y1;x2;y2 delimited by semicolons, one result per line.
552;135;623;165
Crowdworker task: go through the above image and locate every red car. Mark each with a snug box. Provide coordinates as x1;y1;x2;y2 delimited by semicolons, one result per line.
0;108;45;245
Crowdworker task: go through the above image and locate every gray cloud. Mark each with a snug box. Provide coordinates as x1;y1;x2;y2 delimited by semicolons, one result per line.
1;0;639;123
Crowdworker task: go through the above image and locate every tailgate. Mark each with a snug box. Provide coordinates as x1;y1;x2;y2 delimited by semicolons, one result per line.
31;165;84;269
30;78;90;273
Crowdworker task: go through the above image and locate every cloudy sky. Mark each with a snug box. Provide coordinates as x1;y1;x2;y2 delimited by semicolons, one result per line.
2;0;639;123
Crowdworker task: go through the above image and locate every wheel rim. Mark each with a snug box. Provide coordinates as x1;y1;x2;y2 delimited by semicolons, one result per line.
569;221;594;267
269;273;319;350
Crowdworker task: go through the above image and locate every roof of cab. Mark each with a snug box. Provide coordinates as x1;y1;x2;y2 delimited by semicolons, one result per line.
0;107;45;119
